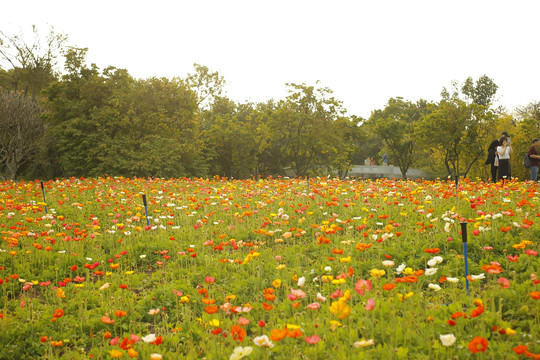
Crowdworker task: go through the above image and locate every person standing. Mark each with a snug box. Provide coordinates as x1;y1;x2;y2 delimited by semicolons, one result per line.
497;136;512;181
528;138;540;181
382;153;389;166
485;138;500;182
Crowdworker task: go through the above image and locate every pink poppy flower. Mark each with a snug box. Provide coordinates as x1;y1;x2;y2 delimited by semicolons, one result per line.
524;250;538;256
365;298;376;311
109;336;119;346
307;302;321;310
355;279;373;296
237;317;250;326
330;289;344;299
507;255;519;262
498;277;510;289
288;289;306;300
305;335;321;344
205;276;215;284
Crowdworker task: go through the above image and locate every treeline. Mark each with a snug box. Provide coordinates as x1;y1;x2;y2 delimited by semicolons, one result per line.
1;28;540;181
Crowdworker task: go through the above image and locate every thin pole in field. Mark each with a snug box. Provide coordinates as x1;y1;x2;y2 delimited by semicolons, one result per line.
460;221;470;296
40;181;48;213
142;194;150;226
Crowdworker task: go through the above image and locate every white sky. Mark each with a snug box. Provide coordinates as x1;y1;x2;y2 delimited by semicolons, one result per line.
2;0;539;119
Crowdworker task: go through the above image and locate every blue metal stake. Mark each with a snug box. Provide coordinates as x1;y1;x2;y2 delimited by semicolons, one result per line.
40;181;48;213
142;194;150;226
455;175;459;191
460;222;470;296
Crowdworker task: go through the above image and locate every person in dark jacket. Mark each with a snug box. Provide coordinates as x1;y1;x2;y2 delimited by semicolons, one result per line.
485;138;500;183
528;138;540;181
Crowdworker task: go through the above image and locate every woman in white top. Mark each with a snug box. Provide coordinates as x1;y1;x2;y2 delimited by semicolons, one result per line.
497;136;512;181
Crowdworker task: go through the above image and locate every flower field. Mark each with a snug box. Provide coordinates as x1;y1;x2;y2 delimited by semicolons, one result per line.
0;177;539;359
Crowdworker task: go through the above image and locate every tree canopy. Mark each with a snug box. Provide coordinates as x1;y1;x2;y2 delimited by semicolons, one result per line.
0;27;537;181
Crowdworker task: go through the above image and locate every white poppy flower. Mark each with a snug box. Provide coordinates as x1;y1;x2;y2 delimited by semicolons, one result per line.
471;274;486;280
142;334;156;343
427;256;444;267
396;263;406;274
428;283;442;291
353;339;374;348
439;334;456;346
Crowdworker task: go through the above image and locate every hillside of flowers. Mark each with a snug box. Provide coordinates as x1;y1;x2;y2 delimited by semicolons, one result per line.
0;177;538;359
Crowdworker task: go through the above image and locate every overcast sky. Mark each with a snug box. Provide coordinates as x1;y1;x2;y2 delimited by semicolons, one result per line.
2;0;539;119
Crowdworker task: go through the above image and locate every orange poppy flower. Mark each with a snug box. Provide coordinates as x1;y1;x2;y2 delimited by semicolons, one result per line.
470;306;485;318
513;345;528;355
355;243;372;251
287;328;303;338
481;264;503;274
151;336;163;345
394;276;418;283
451;312;463;319
201;298;215;305
231;325;246;342
262;302;273;311
531;291;540;300
101;316;115;324
204;306;218;314
468;336;488;353
270;328;289;342
114;310;127;317
382;283;396;290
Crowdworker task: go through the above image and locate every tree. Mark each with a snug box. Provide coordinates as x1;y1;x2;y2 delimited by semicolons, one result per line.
461;75;498;107
515;101;540;140
368;97;428;178
43;48;203;178
0;26;67;97
418;77;497;178
0;90;44;179
204;100;276;178
271;83;345;177
186;63;226;110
